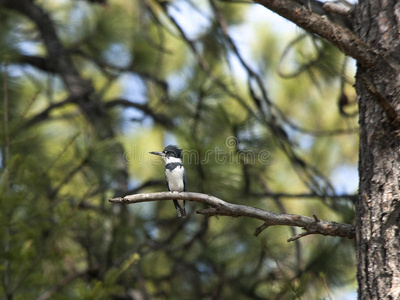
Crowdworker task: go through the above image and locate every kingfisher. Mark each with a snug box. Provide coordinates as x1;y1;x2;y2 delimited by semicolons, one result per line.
149;145;187;218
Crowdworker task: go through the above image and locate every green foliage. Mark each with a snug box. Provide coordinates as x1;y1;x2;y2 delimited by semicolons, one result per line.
0;0;357;299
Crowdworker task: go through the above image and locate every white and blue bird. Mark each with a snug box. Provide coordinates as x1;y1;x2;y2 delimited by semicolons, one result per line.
149;145;187;218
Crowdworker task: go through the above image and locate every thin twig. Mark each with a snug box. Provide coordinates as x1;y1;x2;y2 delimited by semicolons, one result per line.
254;223;269;237
287;231;315;242
322;273;333;300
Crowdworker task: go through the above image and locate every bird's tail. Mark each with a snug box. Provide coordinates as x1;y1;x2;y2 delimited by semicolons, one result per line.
173;200;186;218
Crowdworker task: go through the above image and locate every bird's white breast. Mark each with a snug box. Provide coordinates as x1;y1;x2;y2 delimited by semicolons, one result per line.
166;165;185;192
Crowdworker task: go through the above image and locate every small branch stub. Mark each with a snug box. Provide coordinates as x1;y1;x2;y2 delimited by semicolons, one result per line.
109;192;355;241
313;214;321;222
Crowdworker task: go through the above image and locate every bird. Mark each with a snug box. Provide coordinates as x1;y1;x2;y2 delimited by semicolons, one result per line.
149;145;187;218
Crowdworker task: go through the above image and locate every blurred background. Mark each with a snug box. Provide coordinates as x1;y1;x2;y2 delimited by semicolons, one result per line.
0;0;358;299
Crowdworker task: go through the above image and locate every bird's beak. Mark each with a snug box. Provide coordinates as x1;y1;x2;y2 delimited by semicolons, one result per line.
149;151;165;157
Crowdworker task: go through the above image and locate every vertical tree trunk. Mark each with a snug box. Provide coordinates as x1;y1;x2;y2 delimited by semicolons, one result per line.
355;0;400;298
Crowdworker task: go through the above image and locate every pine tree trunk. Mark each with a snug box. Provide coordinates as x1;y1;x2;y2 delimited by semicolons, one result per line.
355;0;400;298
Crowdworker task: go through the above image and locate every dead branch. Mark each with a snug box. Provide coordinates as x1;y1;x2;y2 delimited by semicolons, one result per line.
109;192;355;241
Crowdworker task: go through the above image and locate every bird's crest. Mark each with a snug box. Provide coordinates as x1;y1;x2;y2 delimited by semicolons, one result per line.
163;145;183;159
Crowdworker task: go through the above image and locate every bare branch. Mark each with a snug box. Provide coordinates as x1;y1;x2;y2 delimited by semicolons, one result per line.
253;0;377;67
109;192;355;240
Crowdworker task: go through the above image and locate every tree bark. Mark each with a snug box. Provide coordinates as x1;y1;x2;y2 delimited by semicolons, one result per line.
355;0;400;299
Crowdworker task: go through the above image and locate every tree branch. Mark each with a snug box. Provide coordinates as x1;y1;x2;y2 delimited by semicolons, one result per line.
18;55;58;73
109;192;355;241
253;0;376;67
22;96;75;129
105;99;174;128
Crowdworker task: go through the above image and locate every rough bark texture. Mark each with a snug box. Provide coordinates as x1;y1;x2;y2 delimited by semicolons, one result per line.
355;0;400;298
